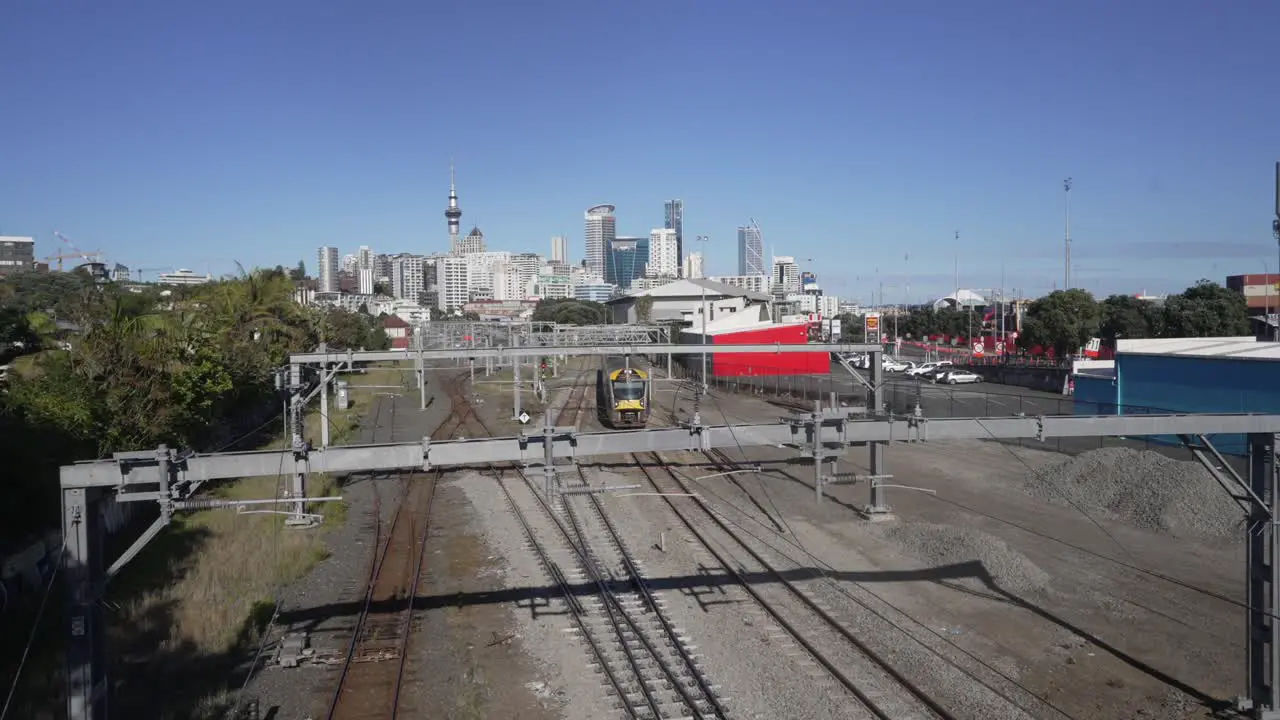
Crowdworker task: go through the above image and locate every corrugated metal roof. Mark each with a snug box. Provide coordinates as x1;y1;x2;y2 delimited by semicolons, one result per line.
608;278;771;303
681;315;807;337
1117;336;1280;361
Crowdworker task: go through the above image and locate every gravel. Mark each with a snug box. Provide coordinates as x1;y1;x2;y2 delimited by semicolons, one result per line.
454;470;615;720
237;377;453;717
884;523;1050;596
1025;447;1245;540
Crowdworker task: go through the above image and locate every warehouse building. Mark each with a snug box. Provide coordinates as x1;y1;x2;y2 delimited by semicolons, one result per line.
1073;336;1280;454
606;278;772;325
681;311;830;377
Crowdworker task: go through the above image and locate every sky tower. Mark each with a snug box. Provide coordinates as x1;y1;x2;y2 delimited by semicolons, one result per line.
445;162;462;252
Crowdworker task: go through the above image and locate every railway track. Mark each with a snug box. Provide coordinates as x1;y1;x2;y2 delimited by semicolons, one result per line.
638;453;955;719
696;447;1064;719
448;370;729;718
323;389;445;720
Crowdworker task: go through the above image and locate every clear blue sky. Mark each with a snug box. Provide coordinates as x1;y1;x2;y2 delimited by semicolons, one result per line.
2;0;1277;304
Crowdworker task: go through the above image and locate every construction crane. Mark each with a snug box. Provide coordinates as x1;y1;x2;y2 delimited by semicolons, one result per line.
49;231;104;272
133;267;172;282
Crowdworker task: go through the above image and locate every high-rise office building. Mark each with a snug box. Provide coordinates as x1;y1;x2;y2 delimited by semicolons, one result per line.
584;204;616;278
511;252;541;299
683;251;704;280
551;235;568;264
391;255;425;303
435;256;469;311
772;256;800;295
357;245;375;295
737;225;764;276
664;199;683;275
0;236;35;276
647;228;679;278
457;226;486;255
606;237;649;289
317;246;339;293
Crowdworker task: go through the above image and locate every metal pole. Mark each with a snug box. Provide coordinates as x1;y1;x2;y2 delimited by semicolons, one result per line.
320;364;330;448
1064;177;1073;291
417;342;426;411
63;486;107;720
513;332;522;420
813;399;824;502
867;348;889;517
1246;432;1280;715
698;234;709;391
1273;161;1279;341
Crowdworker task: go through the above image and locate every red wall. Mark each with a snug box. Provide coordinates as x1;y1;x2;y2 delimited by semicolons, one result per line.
709;324;831;376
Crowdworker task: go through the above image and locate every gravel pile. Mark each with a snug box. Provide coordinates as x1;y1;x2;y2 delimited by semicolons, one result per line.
885;523;1050;595
1025;447;1244;539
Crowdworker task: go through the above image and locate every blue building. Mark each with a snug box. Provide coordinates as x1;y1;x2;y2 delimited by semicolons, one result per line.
1073;337;1280;454
606;236;649;290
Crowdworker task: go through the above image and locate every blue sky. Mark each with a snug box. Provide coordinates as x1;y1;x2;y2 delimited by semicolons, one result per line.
1;0;1277;304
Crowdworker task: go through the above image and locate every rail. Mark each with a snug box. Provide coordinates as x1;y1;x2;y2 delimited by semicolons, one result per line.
638;452;950;719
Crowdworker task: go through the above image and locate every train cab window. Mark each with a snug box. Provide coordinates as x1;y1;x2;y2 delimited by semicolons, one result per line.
612;381;645;400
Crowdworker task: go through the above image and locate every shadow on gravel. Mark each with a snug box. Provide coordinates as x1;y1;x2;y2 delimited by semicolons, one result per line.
271;553;1231;718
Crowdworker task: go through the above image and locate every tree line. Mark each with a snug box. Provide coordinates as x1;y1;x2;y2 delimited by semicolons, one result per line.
0;267;389;547
837;279;1254;356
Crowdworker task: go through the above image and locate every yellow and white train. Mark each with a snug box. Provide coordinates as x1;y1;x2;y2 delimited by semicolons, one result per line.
598;355;651;428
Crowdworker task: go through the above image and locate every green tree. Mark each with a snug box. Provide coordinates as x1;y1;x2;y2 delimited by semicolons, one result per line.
532;298;608;325
1019;289;1100;356
1099;294;1160;342
838;313;865;343
1161;279;1252;338
289;260;307;282
0;306;37;348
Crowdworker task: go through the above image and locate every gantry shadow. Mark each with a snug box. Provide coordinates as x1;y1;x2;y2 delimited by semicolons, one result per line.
273;557;1229;713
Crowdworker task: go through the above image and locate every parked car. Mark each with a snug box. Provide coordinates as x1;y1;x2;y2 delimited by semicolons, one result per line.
905;361;951;378
942;370;982;385
882;358;910;372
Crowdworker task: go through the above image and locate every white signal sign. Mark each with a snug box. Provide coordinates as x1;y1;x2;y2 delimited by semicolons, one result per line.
972;341;985;357
995;341;1005;354
518;411;530;424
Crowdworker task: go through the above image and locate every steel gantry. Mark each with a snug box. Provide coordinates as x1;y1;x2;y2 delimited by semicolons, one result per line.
291;342;883;424
410;321;668;351
56;403;1280;719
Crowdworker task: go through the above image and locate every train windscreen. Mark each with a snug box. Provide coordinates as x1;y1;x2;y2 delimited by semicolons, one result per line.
612;380;645;400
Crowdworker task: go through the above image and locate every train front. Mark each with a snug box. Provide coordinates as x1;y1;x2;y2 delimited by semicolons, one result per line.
609;366;649;428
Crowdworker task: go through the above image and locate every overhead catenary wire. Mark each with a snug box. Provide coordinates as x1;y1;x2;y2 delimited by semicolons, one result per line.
0;542;64;720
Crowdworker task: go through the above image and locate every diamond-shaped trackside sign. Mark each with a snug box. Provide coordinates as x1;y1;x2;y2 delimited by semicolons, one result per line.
518;412;530;424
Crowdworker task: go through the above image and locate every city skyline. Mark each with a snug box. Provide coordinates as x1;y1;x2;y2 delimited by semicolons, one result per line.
2;3;1277;301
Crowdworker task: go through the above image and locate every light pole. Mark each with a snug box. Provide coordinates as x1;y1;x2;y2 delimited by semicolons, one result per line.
1064;177;1073;291
1262;259;1271;337
696;234;709;391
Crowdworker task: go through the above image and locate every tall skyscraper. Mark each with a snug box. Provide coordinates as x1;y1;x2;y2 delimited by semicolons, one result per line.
357;245;374;294
445;163;463;253
551;235;568;264
664;199;683;274
317;246;339;293
737;224;764;276
606;237;649;289
647;228;679;278
584;204;616;279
